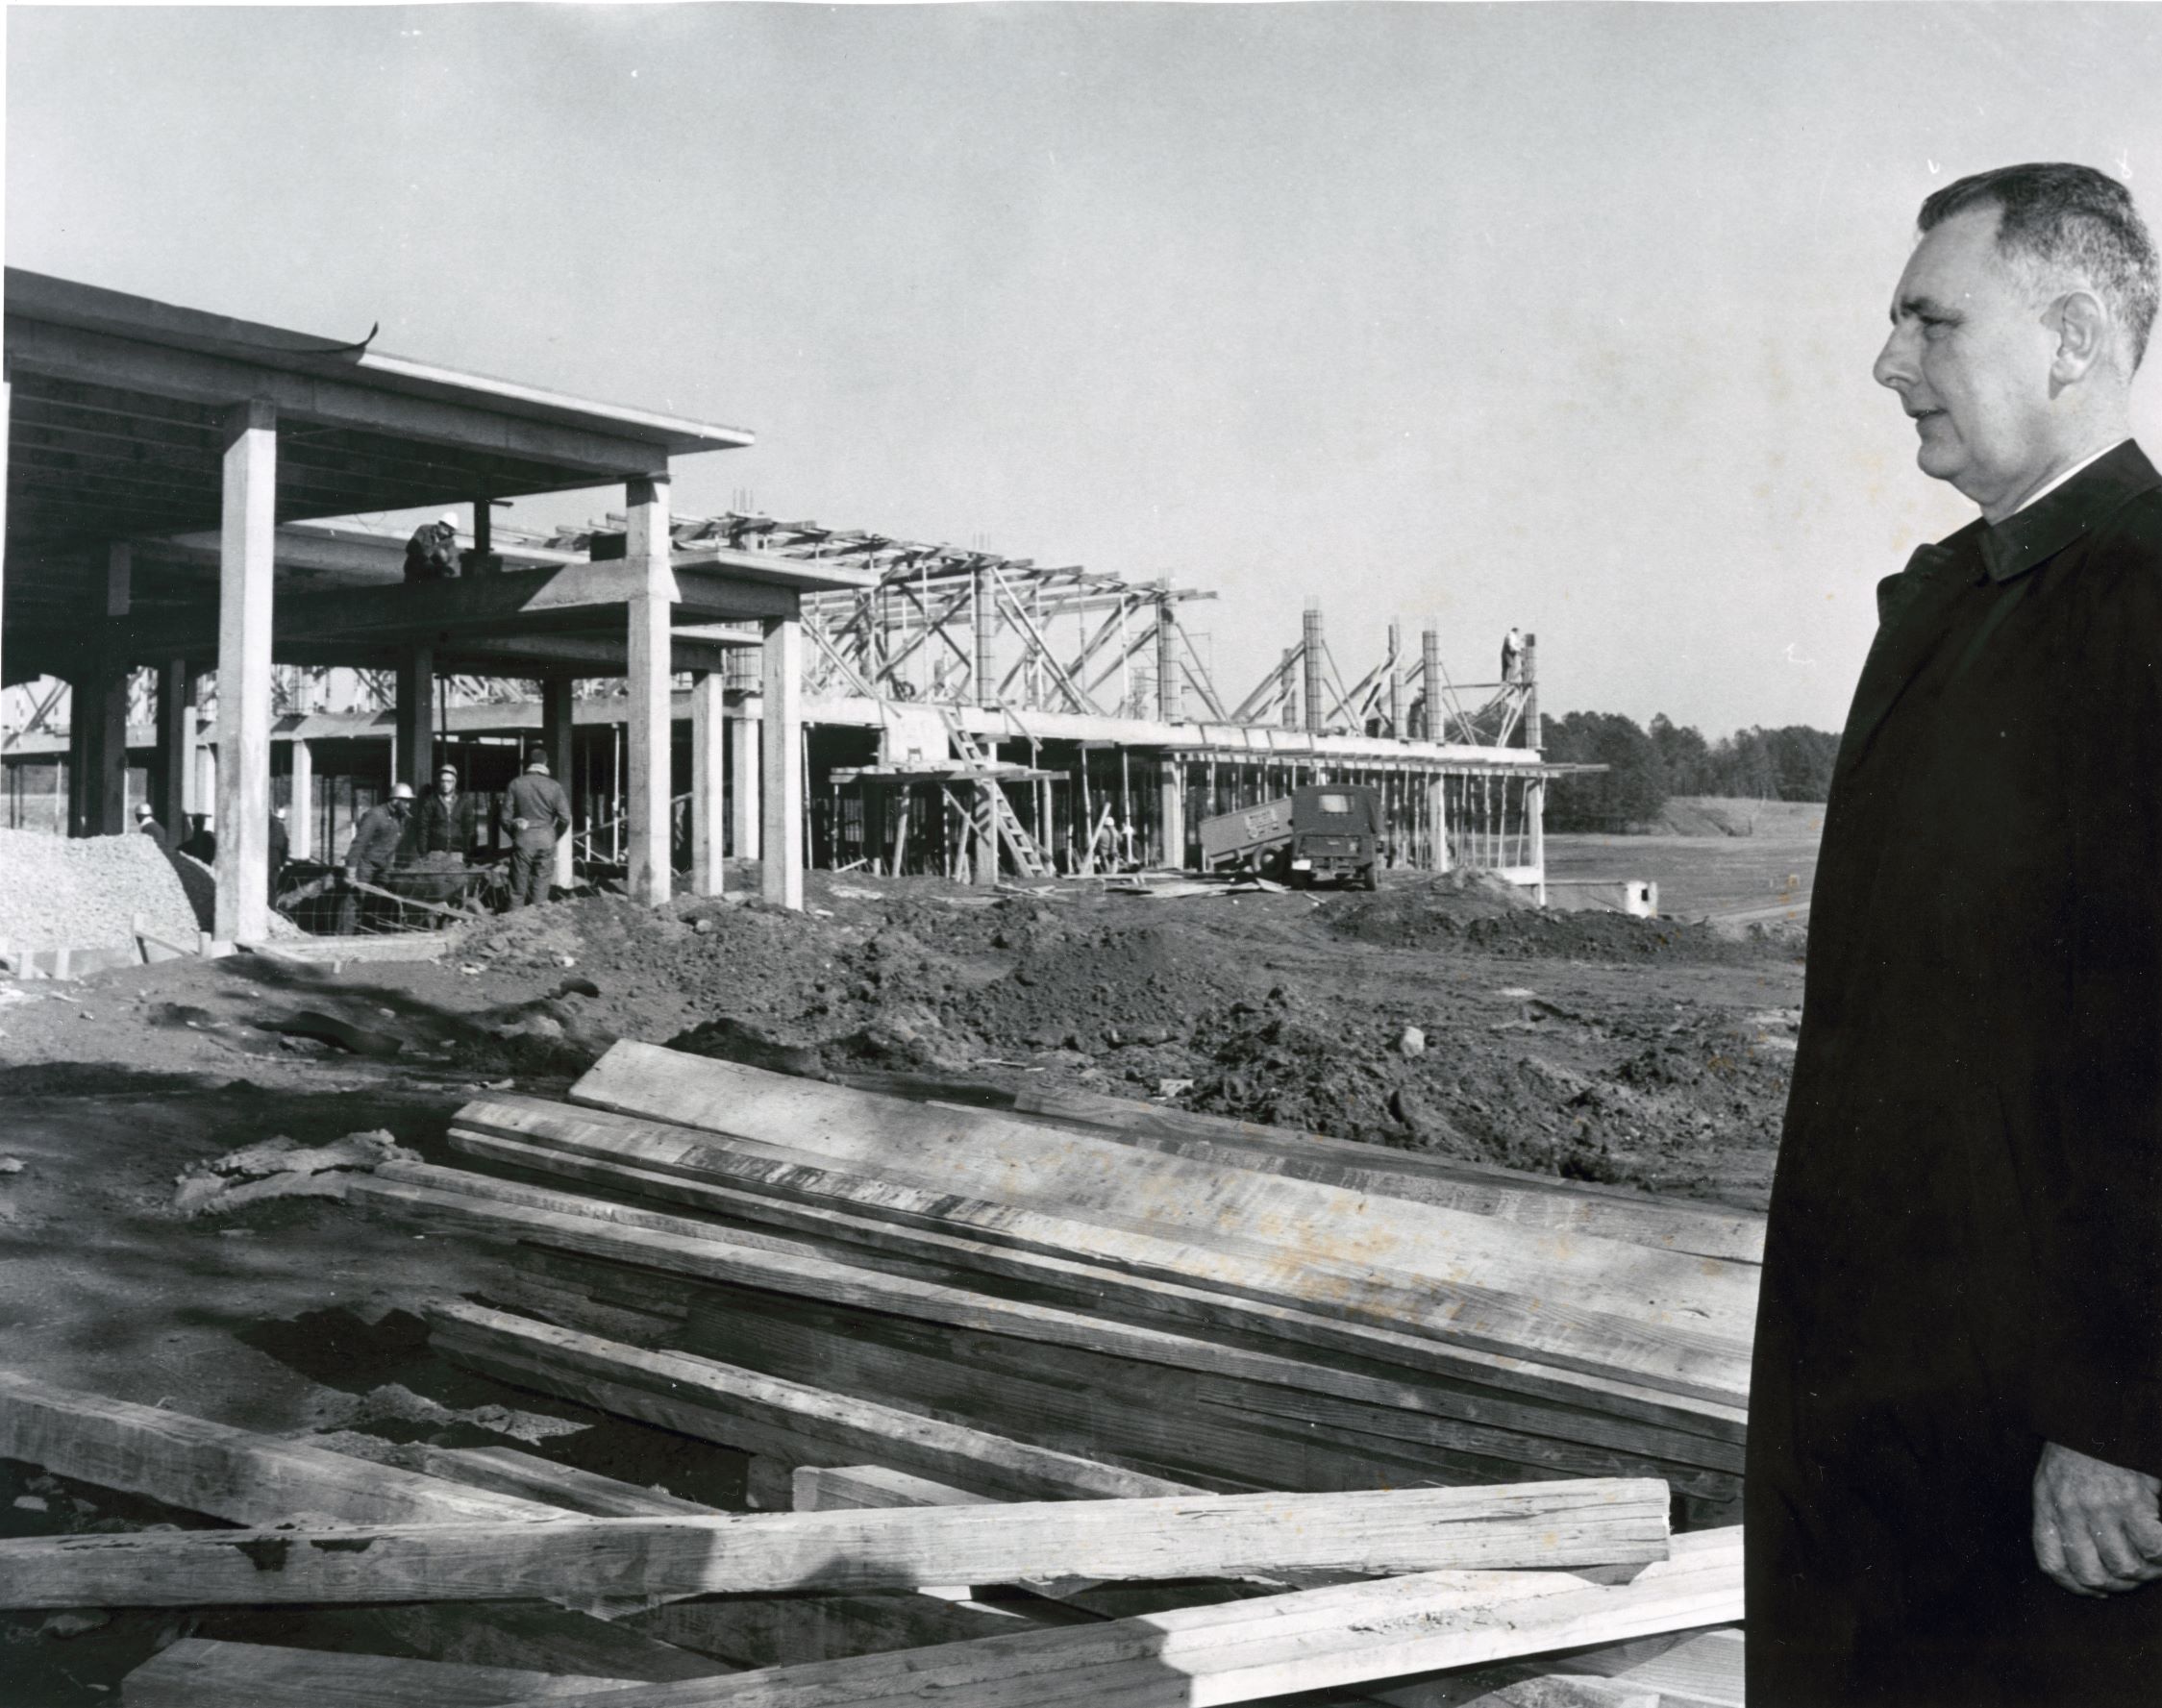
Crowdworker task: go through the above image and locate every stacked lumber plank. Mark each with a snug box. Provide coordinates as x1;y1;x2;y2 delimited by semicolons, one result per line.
359;1042;1751;1516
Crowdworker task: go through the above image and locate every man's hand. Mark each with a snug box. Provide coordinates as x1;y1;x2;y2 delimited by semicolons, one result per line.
512;816;530;831
2032;1440;2162;1596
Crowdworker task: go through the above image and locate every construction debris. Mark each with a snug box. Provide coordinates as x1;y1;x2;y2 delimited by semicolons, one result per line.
170;1128;408;1217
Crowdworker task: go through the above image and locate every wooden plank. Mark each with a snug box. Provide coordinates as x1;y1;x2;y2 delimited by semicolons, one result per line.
428;1300;1203;1503
631;1593;1059;1672
435;1110;1749;1444
562;1047;1756;1399
393;1444;719;1520
118;1638;635;1706
495;1532;1740;1708
1006;1085;1764;1266
677;1290;1741;1502
372;1154;1747;1471
0;1372;560;1525
0;1482;1673;1609
792;1464;992;1513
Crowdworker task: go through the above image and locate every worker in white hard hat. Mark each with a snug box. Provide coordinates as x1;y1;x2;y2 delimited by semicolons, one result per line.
336;782;415;931
403;511;462;582
133;799;170;852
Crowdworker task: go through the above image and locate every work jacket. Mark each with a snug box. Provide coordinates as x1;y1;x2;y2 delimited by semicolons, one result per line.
343;802;409;877
501;771;572;851
1748;442;2162;1705
409;790;482;856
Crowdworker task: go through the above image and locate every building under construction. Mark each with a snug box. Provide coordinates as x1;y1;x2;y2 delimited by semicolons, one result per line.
2;271;1577;923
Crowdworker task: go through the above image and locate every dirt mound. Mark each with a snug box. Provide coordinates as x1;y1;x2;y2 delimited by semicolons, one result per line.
1327;870;1538;948
1330;871;1775;964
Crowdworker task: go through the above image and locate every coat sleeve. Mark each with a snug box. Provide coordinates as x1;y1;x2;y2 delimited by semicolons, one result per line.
2026;507;2162;1473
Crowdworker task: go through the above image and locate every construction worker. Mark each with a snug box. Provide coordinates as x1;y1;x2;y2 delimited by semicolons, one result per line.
1501;627;1524;685
500;748;572;909
410;762;482;859
403;513;461;582
336;782;413;932
268;804;290;904
133;801;168;851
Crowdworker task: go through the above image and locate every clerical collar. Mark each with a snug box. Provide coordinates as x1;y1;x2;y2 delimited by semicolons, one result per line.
1976;438;2161;583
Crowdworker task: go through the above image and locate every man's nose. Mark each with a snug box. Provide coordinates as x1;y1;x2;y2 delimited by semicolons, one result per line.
1873;325;1915;392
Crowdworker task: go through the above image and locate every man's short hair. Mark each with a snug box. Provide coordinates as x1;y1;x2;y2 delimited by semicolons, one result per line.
1920;161;2160;371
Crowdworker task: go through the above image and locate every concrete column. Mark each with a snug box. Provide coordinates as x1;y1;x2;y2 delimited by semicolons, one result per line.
1302;603;1325;733
541;678;577;890
65;693;90;836
213;398;276;944
1421;626;1441;742
1522;632;1542;750
0;368;9;759
975;562;998;710
975;780;999;886
730;698;762;860
759;613;804;910
1158;759;1185;870
194;740;216;828
689;668;726;897
394;645;435;793
1386;621;1403;740
1156;584;1180;723
288;737;314;859
625;474;675;906
1528;779;1546;904
1280;648;1300;729
155;659;193;834
1430;773;1452;874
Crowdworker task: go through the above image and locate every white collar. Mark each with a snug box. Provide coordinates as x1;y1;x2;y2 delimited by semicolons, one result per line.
2007;438;2132;518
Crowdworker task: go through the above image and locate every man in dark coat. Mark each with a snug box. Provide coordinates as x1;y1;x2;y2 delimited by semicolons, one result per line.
409;763;482;859
1750;163;2162;1705
500;748;572;909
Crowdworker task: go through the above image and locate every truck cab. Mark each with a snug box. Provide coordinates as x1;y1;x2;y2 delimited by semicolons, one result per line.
1281;785;1382;889
1196;783;1382;890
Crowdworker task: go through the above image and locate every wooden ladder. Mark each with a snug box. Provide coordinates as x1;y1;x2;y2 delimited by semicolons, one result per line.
940;707;1054;879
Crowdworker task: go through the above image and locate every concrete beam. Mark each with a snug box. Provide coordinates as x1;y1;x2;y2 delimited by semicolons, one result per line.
213;398;275;944
3;316;676;478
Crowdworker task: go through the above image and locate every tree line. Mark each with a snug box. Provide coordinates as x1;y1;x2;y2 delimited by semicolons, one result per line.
1541;712;1841;831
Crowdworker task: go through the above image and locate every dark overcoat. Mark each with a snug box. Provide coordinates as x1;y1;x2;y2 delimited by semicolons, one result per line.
1748;441;2162;1704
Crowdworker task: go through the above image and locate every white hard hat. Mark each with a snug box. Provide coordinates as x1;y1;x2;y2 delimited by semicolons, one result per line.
436;512;460;530
390;781;415;800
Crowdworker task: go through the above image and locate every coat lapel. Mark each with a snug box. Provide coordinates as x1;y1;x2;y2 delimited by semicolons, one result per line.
1831;532;1977;778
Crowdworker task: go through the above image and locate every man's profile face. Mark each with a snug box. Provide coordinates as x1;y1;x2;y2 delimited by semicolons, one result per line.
1873;204;2063;508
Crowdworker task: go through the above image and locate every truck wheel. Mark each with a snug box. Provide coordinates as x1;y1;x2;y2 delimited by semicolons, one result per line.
1359;864;1379;892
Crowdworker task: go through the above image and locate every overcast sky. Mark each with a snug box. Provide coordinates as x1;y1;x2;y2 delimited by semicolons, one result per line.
11;3;2162;734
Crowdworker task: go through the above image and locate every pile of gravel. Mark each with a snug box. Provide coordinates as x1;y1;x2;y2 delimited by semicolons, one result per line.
0;829;204;953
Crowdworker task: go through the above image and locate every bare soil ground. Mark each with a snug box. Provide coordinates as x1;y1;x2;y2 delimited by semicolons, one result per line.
0;843;1811;1698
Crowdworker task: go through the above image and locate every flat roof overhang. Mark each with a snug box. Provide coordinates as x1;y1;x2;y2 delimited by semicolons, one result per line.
4;269;758;674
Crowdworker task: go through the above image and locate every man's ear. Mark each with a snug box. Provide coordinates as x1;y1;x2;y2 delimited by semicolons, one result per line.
2051;290;2113;383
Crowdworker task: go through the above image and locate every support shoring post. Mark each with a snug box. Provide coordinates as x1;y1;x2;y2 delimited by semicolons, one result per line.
213;398;276;944
1159;756;1184;869
625;472;675;907
542;678;577;890
690;669;726;897
761;609;805;909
